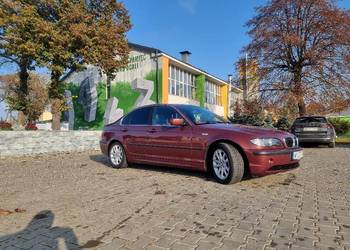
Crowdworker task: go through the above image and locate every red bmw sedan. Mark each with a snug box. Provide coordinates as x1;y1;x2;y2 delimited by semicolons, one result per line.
100;104;303;184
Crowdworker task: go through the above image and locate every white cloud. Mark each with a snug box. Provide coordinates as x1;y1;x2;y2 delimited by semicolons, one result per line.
178;0;198;14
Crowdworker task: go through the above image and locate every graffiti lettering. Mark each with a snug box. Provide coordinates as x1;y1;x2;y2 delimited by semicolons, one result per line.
117;54;148;73
131;78;155;107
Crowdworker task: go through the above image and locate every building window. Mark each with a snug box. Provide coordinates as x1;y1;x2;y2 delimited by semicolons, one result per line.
168;64;195;99
205;80;221;105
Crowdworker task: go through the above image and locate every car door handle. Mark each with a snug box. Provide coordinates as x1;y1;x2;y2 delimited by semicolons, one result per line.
148;128;157;133
121;128;128;132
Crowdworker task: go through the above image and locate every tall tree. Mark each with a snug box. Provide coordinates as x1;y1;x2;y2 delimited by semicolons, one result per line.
0;0;45;120
36;0;131;130
245;0;350;116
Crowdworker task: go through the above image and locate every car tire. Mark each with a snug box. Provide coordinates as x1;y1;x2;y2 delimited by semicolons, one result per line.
328;141;335;148
108;142;128;168
210;143;244;184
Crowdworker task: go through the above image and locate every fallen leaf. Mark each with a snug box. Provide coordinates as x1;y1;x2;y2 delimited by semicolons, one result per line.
14;208;26;213
0;208;13;216
154;190;166;195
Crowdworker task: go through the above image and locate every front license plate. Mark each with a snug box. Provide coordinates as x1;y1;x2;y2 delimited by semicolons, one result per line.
292;151;303;160
303;127;319;131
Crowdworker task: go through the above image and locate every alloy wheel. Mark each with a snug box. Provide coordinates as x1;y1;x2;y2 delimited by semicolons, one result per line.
110;144;123;166
213;148;231;180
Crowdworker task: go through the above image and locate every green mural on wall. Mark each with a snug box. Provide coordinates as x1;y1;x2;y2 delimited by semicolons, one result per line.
195;74;205;107
65;69;162;130
146;70;162;103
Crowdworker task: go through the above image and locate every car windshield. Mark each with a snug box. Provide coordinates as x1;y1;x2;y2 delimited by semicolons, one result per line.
177;105;229;125
294;117;327;124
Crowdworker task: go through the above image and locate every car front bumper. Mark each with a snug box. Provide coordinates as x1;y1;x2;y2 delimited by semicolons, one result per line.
297;137;333;143
246;147;303;176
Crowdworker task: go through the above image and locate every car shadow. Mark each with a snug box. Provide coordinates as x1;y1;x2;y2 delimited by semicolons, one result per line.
89;154;110;167
89;154;253;183
0;210;81;249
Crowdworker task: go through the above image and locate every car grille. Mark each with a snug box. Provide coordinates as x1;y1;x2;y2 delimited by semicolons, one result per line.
284;137;298;148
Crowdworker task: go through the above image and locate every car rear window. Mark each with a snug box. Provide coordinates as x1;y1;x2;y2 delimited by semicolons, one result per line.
294;117;327;124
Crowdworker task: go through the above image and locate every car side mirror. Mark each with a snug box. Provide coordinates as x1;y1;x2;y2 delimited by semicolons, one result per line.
170;118;185;126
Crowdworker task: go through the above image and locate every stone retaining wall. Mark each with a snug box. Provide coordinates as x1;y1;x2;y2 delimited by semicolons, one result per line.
0;131;102;157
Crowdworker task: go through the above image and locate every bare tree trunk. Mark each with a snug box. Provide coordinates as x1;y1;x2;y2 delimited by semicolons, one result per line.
17;111;26;126
51;99;61;130
19;61;29;96
49;71;62;131
18;59;30;122
297;99;306;117
293;69;306;117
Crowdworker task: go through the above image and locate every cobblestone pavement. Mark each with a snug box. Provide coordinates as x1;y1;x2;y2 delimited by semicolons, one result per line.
0;146;350;250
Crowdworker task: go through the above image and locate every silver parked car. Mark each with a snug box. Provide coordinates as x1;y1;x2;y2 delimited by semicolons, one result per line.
291;116;336;148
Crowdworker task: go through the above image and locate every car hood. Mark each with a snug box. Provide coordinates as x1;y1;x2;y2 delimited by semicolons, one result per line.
201;123;293;139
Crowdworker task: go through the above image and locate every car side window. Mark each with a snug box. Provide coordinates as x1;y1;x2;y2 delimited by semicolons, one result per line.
122;107;152;125
152;106;182;126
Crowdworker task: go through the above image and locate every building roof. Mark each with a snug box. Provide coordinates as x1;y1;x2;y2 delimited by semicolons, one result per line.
128;42;242;92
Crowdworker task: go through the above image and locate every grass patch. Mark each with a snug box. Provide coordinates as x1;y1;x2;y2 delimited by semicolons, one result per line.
336;136;350;144
341;131;350;137
336;124;350;143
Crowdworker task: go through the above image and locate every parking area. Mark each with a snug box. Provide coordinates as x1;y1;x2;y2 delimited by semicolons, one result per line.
0;146;350;250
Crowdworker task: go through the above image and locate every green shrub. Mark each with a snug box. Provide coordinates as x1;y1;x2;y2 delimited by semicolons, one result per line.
229;114;265;127
328;117;350;135
274;117;290;131
264;115;275;128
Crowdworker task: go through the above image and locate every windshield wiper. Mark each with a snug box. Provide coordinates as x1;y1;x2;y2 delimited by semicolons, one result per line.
196;121;215;125
196;121;230;125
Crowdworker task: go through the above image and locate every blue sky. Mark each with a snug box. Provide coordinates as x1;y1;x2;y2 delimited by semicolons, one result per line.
0;0;349;79
125;0;350;80
124;0;265;80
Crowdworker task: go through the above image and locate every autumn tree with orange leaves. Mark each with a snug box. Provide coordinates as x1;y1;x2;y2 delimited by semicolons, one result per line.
0;0;45;119
245;0;350;116
1;73;48;123
36;0;131;130
0;0;131;129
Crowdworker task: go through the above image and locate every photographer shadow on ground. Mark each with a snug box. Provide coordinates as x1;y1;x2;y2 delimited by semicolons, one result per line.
0;210;81;249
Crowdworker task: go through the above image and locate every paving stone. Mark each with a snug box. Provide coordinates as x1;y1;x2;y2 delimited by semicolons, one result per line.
316;234;342;248
228;229;251;243
317;225;340;235
182;231;206;245
154;236;179;248
292;235;316;248
144;245;167;250
269;237;292;250
1;148;350;249
171;241;196;250
125;235;156;249
244;237;269;250
217;238;241;250
195;240;221;250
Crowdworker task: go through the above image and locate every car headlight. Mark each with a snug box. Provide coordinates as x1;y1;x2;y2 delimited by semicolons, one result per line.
250;138;283;147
